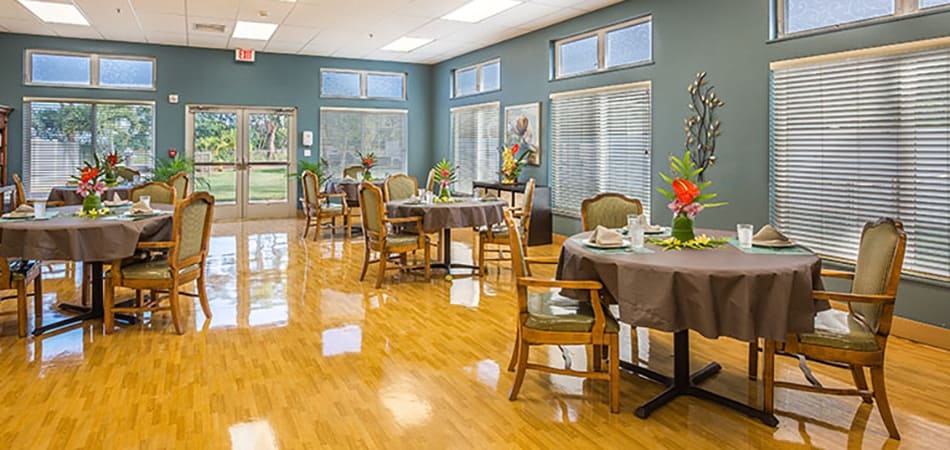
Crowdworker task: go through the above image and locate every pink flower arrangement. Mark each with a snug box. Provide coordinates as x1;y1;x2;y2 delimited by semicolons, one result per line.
668;198;704;218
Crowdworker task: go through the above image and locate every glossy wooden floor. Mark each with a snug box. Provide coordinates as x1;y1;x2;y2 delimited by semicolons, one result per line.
0;219;947;449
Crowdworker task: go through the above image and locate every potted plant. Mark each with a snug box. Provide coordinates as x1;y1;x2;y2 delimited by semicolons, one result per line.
432;158;458;202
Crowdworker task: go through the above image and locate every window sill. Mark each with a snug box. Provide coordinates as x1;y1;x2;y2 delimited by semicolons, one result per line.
551;60;654;82
451;88;501;100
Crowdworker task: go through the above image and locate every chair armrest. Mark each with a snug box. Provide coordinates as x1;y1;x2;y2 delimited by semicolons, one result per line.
821;269;855;280
321;192;347;200
813;290;895;304
137;241;175;249
525;256;559;266
517;277;602;291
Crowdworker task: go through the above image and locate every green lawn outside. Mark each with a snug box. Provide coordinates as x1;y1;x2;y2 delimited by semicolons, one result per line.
197;167;287;203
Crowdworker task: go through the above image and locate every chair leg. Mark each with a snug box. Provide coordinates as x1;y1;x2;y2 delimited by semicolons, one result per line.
509;341;530;401
16;281;27;338
375;252;388;288
423;241;430;281
851;365;873;403
103;277;115;334
359;243;371;281
870;365;900;440
763;339;776;414
507;326;521;372
748;340;759;380
81;263;91;307
477;234;486;273
303;216;311;239
609;334;620;414
197;274;212;319
33;274;44;326
591;345;603;372
168;287;183;335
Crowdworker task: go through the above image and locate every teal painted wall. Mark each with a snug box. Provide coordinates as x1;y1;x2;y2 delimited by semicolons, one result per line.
0;33;435;181
430;0;950;328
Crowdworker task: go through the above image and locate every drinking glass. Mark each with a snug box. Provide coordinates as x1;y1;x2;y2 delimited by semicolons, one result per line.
737;224;754;249
33;200;47;219
628;214;645;249
140;195;151;209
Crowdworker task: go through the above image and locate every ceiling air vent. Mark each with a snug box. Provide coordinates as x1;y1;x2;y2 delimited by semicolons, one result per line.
193;23;227;33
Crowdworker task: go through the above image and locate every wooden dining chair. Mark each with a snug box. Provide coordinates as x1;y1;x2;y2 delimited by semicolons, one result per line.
504;208;621;413
425;168;436;192
11;174;64;208
757;218;907;440
115;166;140;182
130;181;177;205
103;192;215;335
167;172;190;202
0;258;43;337
300;170;349;240
580;192;643;231
383;174;418;202
477;178;535;273
358;182;430;288
343;165;363;180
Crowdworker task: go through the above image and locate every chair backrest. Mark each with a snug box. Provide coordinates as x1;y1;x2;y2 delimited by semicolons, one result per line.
170;192;215;269
131;181;177;205
384;174;418;202
116;166;140;182
517;179;536;242
850;218;907;338
11;173;26;206
425;169;436;192
343;165;363;179
359;182;386;239
504;208;531;279
168;172;189;201
581;193;643;231
301;170;319;206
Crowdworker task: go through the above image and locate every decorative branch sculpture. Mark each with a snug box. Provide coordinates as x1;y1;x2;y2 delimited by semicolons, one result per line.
684;72;724;181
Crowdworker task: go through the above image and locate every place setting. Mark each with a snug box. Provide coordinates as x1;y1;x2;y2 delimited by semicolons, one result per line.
729;223;814;255
0;201;58;221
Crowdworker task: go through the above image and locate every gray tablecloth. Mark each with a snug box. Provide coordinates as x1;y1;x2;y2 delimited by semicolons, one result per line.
386;199;506;233
557;230;825;342
326;179;385;204
0;205;173;262
47;185;136;206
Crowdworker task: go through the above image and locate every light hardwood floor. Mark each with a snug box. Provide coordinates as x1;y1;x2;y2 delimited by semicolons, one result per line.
0;219;947;449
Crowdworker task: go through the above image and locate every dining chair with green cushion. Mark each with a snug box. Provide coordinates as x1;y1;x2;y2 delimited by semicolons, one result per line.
580;193;643;231
104;192;215;335
130;181;177;205
358;182;429;288
477;178;535;273
0;258;43;337
757;218;907;440
115;166;140;182
383;174;418;202
167;172;190;202
504;208;621;413
300;170;349;240
425;168;436;192
11;174;64;207
343;165;363;180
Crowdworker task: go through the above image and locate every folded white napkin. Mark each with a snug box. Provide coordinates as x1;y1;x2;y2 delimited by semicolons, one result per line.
813;309;851;335
752;224;792;246
590;225;623;245
128;200;153;215
3;204;35;218
15;204;34;213
638;215;662;233
112;192;122;203
407;196;421;203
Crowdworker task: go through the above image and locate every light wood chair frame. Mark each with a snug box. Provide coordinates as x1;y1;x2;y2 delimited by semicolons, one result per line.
477;178;535;273
383;173;418;202
504;209;620;413
0;258;43;337
580;192;643;232
12;173;64;208
753;218;907;440
103;192;215;335
130;181;177;205
358;182;430;288
300;170;350;240
342;165;363;180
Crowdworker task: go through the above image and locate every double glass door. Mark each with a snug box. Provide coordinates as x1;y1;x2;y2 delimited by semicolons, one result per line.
186;106;296;220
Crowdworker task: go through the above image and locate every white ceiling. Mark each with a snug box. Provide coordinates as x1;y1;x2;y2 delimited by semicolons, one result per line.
0;0;623;64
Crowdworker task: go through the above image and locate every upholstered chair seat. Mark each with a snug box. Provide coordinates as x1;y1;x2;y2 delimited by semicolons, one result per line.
525;291;620;333
120;260;201;280
797;309;879;352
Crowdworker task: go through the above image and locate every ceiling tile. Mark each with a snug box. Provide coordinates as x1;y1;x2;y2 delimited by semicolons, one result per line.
51;23;103;39
237;0;294;23
264;40;306;54
186;0;240;19
98;28;148;43
0;0;38;21
138;13;186;33
0;17;54;35
403;0;469;18
131;0;186;15
229;37;267;51
270;25;319;43
189;33;229;49
482;2;561;28
146;31;187;46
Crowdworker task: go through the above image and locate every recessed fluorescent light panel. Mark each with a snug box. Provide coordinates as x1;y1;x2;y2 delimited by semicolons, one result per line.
442;0;521;23
381;37;433;52
18;0;89;26
232;21;278;40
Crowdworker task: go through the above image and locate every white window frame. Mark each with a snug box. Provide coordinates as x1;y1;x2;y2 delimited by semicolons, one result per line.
452;58;501;98
553;15;652;80
24;49;157;91
319;69;407;101
774;0;950;39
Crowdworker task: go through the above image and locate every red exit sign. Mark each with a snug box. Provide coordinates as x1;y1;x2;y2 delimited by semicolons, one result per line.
235;48;255;62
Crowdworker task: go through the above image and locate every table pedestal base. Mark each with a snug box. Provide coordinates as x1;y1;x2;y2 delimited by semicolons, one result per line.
432;228;480;278
32;262;137;336
621;330;778;427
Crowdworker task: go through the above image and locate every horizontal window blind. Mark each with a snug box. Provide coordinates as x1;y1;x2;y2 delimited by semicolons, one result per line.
451;102;500;194
319;107;408;178
771;45;950;279
550;82;652;218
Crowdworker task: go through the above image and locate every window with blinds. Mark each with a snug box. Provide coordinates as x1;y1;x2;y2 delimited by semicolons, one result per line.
770;43;950;280
451;102;500;193
23;99;155;197
319;107;408;178
550;82;652;218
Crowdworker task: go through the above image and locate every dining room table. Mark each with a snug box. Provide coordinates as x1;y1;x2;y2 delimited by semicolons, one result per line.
47;183;138;206
325;178;385;204
556;228;825;426
386;196;506;276
0;204;174;335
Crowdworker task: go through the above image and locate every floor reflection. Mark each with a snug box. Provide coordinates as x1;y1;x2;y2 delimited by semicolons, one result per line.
229;420;279;450
322;324;363;357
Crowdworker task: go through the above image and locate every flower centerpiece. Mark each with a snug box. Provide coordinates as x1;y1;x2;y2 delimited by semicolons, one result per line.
102;151;120;186
72;154;110;215
654;150;727;249
356;150;377;181
499;143;529;184
431;158;458;203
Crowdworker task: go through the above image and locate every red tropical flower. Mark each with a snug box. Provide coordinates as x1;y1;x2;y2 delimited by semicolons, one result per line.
440;168;450;177
106;153;119;167
80;167;99;183
510;144;519;155
672;178;699;204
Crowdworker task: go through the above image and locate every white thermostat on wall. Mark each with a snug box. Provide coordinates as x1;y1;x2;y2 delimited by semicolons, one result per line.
302;130;314;147
168;94;179;104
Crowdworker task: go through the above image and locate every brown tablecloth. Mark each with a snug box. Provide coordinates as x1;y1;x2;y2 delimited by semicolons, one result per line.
326;179;385;204
386;198;506;233
557;230;825;342
0;205;173;262
47;184;136;206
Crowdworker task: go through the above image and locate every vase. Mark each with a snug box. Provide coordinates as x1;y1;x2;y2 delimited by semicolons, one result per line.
439;184;452;200
671;214;695;242
362;170;373;181
83;193;102;213
500;174;518;184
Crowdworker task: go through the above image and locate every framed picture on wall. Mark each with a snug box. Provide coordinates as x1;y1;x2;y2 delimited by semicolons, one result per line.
504;102;541;166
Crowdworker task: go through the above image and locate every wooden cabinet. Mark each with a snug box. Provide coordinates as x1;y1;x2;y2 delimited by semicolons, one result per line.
0;105;11;186
472;181;552;246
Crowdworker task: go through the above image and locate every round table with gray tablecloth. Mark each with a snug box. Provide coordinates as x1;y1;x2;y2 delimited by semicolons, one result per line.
386;198;506;274
47;184;138;206
325;179;385;204
556;229;824;425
